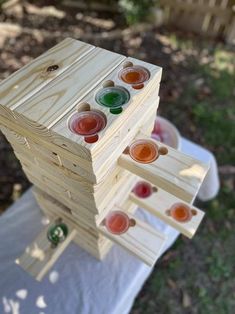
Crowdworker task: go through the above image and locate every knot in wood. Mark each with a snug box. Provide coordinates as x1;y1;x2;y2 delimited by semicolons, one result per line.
46;64;59;72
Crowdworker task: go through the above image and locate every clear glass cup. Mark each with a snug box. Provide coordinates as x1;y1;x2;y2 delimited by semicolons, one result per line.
119;65;150;89
104;210;136;235
68;110;106;143
166;203;197;223
95;86;130;114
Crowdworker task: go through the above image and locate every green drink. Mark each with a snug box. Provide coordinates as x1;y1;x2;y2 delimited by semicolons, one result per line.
95;86;130;114
47;221;69;246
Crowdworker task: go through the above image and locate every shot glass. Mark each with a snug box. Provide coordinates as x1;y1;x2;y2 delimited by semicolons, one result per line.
47;220;69;247
132;181;157;198
166;203;197;223
68;110;106;143
124;139;168;164
103;210;136;235
119;65;150;90
95;86;130;114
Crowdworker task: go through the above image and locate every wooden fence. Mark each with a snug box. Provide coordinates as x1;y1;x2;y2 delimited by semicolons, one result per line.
158;0;235;44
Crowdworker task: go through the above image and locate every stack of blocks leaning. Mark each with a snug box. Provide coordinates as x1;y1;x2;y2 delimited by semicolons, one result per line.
0;38;209;281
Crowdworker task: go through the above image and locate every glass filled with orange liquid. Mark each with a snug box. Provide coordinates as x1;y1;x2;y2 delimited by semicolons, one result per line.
68;110;106;143
104;210;135;235
166;203;197;223
127;139;168;164
119;65;150;89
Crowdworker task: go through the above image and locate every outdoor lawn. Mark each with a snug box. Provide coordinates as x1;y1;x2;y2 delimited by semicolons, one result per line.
0;1;234;313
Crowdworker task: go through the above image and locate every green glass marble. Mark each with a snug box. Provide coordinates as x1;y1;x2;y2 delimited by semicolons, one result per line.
47;222;68;246
95;86;130;114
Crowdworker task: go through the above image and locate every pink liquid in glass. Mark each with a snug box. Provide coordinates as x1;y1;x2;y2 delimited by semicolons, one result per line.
105;211;130;235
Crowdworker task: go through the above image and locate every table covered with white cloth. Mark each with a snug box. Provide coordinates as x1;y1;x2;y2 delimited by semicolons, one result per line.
0;138;219;314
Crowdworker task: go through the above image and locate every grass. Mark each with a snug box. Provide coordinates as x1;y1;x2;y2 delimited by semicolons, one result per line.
131;35;235;314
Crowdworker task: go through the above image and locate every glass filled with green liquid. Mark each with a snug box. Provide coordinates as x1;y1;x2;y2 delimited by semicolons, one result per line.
95;86;130;114
47;221;69;246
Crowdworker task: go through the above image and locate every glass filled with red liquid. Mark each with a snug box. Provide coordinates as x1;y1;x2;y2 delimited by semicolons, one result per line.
104;210;135;235
132;181;156;198
119;65;150;89
68;110;106;143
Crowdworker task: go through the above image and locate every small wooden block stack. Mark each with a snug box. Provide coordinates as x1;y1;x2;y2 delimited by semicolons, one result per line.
0;38;209;281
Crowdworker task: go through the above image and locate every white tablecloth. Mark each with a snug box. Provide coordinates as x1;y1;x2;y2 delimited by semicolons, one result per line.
0;138;219;314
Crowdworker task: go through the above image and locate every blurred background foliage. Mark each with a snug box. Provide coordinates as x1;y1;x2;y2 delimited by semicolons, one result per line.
119;0;156;24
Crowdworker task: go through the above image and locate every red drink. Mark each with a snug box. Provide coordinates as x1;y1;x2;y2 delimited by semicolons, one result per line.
104;211;130;235
68;110;106;143
132;181;153;198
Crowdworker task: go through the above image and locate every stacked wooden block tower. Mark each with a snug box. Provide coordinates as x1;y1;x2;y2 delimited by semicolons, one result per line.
0;38;209;281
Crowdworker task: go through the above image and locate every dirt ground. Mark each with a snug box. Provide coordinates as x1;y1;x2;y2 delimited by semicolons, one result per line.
0;2;234;313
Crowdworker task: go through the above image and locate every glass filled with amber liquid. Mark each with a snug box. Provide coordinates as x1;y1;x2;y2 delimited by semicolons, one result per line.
125;139;168;164
166;203;197;223
119;65;150;89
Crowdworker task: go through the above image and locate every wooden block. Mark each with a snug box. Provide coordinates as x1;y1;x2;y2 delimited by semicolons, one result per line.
16;218;77;281
129;179;205;238
98;205;166;266
0;91;158;185
23;162;136;228
51;57;161;160
42;209;110;260
33;187;107;243
51;91;158;183
1;39;161;173
71;174;137;226
23;171;98;227
119;133;209;203
33;187;139;261
93;93;159;182
0;38;94;119
0;114;93;174
14;148;131;215
11;47;125;161
25;171;101;227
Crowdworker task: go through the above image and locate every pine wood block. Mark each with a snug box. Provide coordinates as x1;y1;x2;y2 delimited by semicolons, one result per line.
8;47;126;161
0;38;94;120
16;218;77;281
10;143;132;217
49;91;158;183
98;205;166;266
22;161;136;228
33;187;107;244
129;179;205;238
71;174;137;226
13;47;125;129
35;192;113;260
92;93;159;182
51;62;161;162
42;207;110;260
119;133;209;203
33;188;139;262
22;170;103;228
23;171;99;227
0;91;158;185
0;39;161;172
